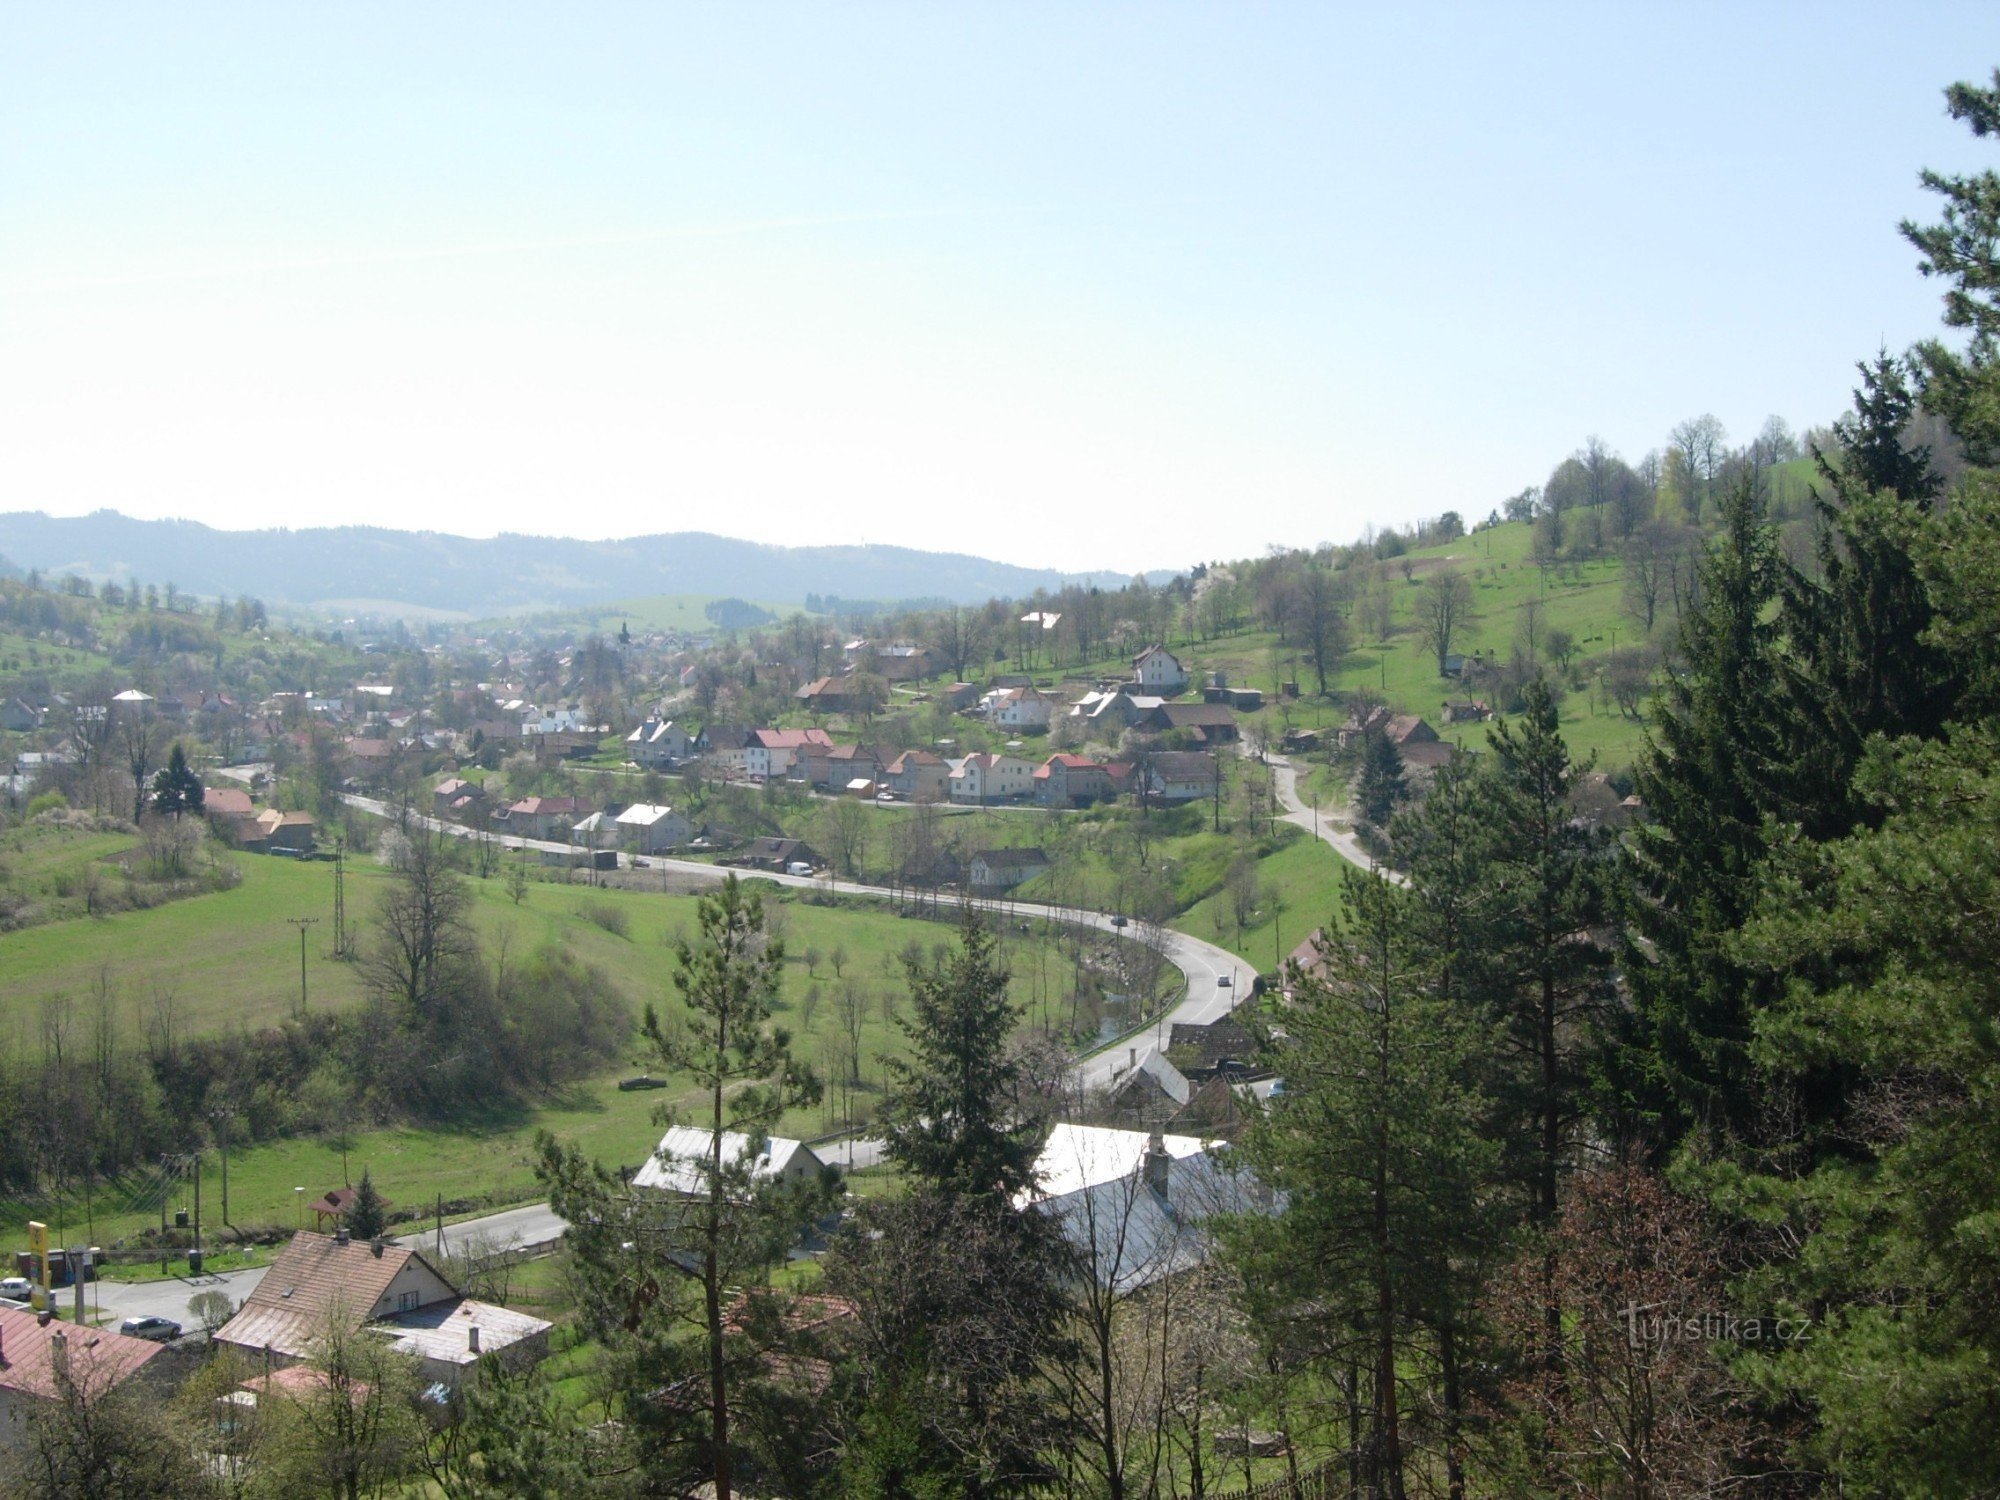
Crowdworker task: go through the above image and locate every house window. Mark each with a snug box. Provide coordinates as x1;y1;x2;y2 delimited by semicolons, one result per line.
398;1290;420;1312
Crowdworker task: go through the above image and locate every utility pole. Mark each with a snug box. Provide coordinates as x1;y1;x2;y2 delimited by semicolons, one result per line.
287;917;319;1015
209;1105;234;1226
191;1149;202;1273
332;836;348;957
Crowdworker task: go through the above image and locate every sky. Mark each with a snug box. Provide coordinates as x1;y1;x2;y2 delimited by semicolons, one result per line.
4;5;1999;577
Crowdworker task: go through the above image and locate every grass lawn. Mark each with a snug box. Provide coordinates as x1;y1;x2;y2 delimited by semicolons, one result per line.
0;837;1145;1246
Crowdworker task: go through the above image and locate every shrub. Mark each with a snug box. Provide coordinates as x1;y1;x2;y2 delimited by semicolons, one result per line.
582;900;630;939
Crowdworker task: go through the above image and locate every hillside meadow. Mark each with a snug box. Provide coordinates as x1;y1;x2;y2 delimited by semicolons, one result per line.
0;820;1178;1245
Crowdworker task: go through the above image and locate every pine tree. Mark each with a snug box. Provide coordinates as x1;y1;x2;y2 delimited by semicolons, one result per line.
1902;69;2000;463
1228;870;1500;1498
539;875;823;1500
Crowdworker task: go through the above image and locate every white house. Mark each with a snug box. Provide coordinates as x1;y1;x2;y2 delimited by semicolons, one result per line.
1018;1123;1269;1292
749;728;833;780
949;752;1036;805
633;1126;828;1198
626;718;691;768
571;811;621;850
1131;646;1189;694
991;686;1055;732
614;803;692;855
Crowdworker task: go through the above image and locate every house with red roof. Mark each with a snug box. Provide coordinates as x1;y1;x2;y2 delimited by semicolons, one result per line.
1034;754;1117;809
1;1307;166;1449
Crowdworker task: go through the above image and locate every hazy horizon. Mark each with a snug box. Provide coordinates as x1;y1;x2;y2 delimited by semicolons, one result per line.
7;5;2000;571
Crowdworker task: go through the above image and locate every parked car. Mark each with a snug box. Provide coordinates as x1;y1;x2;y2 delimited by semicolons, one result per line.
0;1276;34;1301
118;1315;182;1343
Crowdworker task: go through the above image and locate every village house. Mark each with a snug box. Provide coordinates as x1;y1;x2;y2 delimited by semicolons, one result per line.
633;1126;829;1197
968;846;1052;891
1145;702;1240;744
241;809;316;856
1131;645;1190;694
990;685;1056;732
949;751;1035;805
751;727;834;780
613;803;693;855
432;778;484;819
799;742;884;792
1034;753;1116;809
881;748;949;801
214;1230;549;1389
200;788;258;848
1144;750;1219;804
1071;689;1163;733
1018;1123;1267;1292
625;718;692;768
738;837;823;874
794;677;856;714
1;1307;169;1451
1102;1046;1195;1129
497;795;592;840
0;697;44;733
867;643;934;683
698;725;757;779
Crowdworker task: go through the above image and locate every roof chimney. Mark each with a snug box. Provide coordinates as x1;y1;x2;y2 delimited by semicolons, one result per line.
370;1237;384;1258
1144;1130;1170;1200
467;1324;481;1354
334;1227;349;1246
48;1329;67;1374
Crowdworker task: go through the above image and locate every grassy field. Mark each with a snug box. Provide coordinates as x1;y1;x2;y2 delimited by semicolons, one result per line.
0;821;1167;1246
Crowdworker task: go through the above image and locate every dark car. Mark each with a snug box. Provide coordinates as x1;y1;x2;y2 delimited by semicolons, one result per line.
118;1315;182;1343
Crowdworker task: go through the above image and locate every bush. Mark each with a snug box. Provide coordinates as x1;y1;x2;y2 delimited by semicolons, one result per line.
24;790;67;819
582;900;630;939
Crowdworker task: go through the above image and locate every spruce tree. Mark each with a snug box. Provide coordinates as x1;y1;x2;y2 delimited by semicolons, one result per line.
1622;477;1786;1145
150;742;203;818
878;912;1039;1202
1355;729;1407;831
346;1169;387;1240
1774;354;1956;839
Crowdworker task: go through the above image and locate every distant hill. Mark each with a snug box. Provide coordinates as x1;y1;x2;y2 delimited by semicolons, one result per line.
0;511;1160;616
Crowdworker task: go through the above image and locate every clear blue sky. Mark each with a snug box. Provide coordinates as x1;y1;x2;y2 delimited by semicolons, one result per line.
4;4;1997;575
